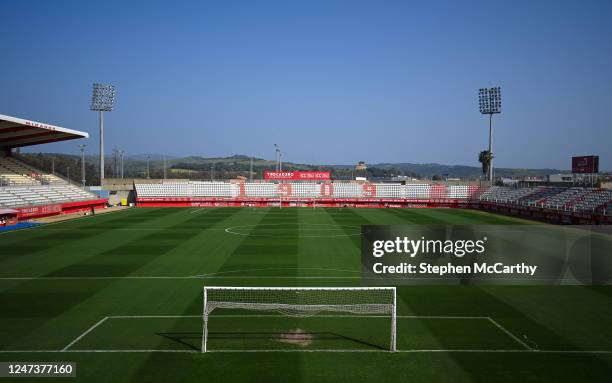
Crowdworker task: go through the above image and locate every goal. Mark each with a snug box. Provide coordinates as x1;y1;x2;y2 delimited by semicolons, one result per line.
201;286;397;352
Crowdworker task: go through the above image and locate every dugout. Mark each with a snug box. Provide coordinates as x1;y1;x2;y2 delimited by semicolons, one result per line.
0;208;18;226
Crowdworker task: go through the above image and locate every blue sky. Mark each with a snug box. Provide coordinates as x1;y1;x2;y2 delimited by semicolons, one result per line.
1;0;610;169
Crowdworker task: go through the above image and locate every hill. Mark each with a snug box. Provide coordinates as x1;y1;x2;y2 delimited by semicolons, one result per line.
15;152;571;183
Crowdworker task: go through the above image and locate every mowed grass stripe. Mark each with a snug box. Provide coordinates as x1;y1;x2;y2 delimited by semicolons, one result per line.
0;209;192;348
217;208;300;279
0;208;241;349
135;208;304;378
295;208;361;284
124;208;248;277
0;208;194;277
0;207;611;382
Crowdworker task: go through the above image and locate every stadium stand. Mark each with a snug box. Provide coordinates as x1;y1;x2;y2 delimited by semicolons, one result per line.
476;186;538;203
0;157;97;209
0;184;99;208
479;186;612;215
0;115;107;221
135;182;612;220
135;182;478;200
0;157;64;186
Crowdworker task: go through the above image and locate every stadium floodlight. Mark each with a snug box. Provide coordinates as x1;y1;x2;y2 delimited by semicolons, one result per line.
90;83;116;186
478;86;502;184
201;286;397;352
478;87;501;115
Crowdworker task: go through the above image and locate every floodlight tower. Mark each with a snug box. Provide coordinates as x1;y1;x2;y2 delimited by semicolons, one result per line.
478;86;502;184
90;83;116;186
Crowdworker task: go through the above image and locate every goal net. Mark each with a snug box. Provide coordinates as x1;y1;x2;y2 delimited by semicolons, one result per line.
202;286;397;352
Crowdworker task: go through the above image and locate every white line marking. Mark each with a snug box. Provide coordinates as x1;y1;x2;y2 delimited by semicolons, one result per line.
62;317;109;351
0;349;199;353
206;349;612;354
0;276;199;280
487;317;532;350
1;349;612;354
6;276;588;280
102;314;487;320
194;267;361;278
0;276;365;280
190;208;212;215
224;223;360;238
0;267;364;280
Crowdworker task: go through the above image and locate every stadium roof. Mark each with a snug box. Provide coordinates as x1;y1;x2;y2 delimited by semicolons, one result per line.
0;113;88;148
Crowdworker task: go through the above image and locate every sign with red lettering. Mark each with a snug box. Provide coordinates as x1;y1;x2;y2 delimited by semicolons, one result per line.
264;171;331;180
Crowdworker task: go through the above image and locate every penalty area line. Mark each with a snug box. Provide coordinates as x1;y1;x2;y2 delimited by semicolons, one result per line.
62;316;109;351
487;317;532;350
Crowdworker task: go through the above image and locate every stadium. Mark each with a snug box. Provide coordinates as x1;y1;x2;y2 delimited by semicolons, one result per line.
1;109;611;381
1;2;612;382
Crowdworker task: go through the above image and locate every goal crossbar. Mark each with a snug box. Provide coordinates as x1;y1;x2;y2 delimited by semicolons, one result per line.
202;286;397;352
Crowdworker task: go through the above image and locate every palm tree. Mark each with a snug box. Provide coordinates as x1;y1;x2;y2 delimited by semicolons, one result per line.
478;150;493;178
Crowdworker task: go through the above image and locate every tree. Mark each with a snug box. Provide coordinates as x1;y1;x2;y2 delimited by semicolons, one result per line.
478;150;493;178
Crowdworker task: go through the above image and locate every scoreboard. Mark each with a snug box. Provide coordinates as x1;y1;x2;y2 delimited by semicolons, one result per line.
572;155;599;174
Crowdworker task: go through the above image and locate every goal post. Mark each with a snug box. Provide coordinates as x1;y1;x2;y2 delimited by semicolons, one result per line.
201;286;397;352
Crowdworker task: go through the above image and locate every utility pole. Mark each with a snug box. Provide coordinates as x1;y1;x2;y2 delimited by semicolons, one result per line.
120;150;124;179
274;144;280;171
79;144;87;188
146;155;150;179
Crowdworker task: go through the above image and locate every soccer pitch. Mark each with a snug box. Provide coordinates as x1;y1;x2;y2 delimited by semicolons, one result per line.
1;207;611;382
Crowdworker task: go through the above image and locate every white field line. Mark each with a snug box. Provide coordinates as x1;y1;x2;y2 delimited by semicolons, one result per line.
194;266;361;277
31;227;233;231
0;276;598;281
62;316;109;351
106;314;489;319
51;315;496;354
0;275;366;281
487;317;532;350
2;349;612;354
4;315;607;355
190;208;212;214
0;276;201;280
0;266;364;280
205;349;612;354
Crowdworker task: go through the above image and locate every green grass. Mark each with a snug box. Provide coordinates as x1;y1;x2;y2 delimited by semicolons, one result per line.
0;207;611;382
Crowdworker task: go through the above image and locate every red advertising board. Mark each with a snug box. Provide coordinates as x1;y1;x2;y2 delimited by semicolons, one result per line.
264;171;331;180
572;155;599;174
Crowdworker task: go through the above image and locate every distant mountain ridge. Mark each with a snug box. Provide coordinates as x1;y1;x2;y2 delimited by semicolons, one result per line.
17;152;574;179
370;162;568;178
